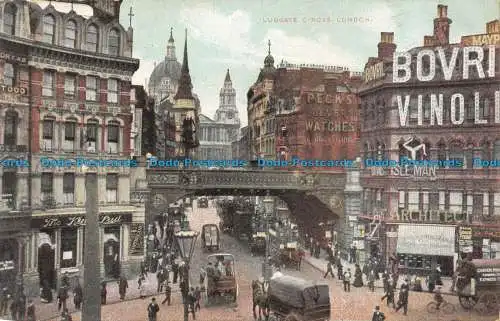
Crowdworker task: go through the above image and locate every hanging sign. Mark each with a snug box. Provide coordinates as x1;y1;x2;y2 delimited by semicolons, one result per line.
128;223;145;256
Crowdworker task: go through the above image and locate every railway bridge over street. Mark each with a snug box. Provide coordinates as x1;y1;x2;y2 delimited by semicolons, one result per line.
142;167;363;247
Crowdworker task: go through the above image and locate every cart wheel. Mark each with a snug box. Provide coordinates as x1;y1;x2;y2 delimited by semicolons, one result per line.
459;295;478;310
478;292;499;315
426;301;438;314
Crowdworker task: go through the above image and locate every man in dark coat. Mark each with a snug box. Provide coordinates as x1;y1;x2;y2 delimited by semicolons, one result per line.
147;297;160;321
172;261;179;284
381;280;395;308
324;261;335;278
73;281;83;309
101;282;107;305
57;285;68;311
161;283;171;306
394;286;409;315
371;305;386;321
156;269;165;293
343;268;352;292
119;275;128;300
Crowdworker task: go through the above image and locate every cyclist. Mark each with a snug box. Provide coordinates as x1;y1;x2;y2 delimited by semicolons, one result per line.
434;286;444;310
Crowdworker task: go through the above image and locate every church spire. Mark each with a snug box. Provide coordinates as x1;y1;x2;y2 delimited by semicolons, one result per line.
166;27;176;60
224;69;231;83
174;29;194;100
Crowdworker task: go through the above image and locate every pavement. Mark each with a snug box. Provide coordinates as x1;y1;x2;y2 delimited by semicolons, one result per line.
302;248;457;295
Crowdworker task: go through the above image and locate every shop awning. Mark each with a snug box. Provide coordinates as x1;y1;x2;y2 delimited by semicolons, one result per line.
397;224;455;256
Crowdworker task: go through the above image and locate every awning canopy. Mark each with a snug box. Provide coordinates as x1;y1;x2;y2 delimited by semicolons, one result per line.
397;224;455;256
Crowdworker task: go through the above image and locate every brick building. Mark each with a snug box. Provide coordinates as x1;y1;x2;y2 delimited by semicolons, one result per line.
0;0;142;294
358;5;500;275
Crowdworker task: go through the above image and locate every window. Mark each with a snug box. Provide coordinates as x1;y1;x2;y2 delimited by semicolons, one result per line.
2;171;17;210
3;63;14;86
495;193;500;216
42;15;56;44
86;24;98;52
482;99;490;119
41;173;53;201
64;20;77;48
106;174;118;203
408;191;419;212
63;173;75;205
449;142;464;166
86;76;98;101
60;228;77;268
422;191;429;212
63;120;76;151
439;191;446;211
107;79;118;103
449;191;463;214
42;118;54;151
85;120;98;152
108;29;120;55
107;121;119;153
4;110;18;146
64;74;76;98
3;3;16;36
42;71;55;97
483;192;490;217
437;142;446;162
494;140;500;160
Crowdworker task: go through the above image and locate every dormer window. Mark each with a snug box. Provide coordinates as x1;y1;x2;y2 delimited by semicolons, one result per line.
43;15;56;44
86;24;98;52
108;29;120;55
3;3;17;36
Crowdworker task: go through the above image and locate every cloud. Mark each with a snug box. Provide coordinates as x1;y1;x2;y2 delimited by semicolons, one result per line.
132;56;155;88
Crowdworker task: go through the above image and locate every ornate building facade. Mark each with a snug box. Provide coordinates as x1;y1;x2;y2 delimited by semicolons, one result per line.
0;0;143;294
147;29;200;158
358;5;500;275
198;69;240;160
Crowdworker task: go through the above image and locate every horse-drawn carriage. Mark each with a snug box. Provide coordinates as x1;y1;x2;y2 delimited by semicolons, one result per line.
278;242;303;271
456;259;500;315
250;232;267;256
267;274;330;321
205;253;239;304
201;224;220;252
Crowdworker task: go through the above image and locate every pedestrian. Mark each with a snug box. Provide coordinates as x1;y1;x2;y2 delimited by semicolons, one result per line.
394;287;409;315
380;280;395;308
194;286;201;311
188;287;196;320
73;280;83;309
343;268;352;292
147;297;160;321
382;270;389;292
324;261;334;278
172;261;179;284
9;296;17;321
0;287;8;316
101;282;107;305
199;266;206;285
60;272;70;289
26;299;36;321
57;285;68;311
156;268;165;293
371;305;386;321
368;270;376;292
353;264;363;287
161;283;171;305
118;275;128;300
17;291;26;321
139;276;147;299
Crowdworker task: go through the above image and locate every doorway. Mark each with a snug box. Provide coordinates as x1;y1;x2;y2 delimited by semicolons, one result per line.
103;226;120;279
37;232;56;289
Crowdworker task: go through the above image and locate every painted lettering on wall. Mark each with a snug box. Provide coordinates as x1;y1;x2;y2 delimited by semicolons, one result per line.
33;214;131;229
0;52;28;64
393;46;499;127
363;61;385;82
394;210;470;223
302;93;361;105
462;33;500;46
306;121;356;132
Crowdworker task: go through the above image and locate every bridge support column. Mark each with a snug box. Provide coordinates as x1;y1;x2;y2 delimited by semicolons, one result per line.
342;162;363;263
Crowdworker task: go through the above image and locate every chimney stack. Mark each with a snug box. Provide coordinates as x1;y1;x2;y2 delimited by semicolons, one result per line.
377;32;397;59
433;4;452;45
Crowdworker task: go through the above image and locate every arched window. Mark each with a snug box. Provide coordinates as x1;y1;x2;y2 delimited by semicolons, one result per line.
437;141;446;162
64;20;77;48
86;24;98;52
3;63;15;86
108;28;120;55
42;117;55;151
85;119;99;152
449;141;464;166
4;110;18;145
42;15;56;44
107;121;120;153
3;3;16;35
63;118;77;151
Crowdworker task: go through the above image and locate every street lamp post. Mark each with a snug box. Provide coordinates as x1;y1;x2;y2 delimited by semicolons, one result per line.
82;169;101;321
174;229;199;321
262;195;274;280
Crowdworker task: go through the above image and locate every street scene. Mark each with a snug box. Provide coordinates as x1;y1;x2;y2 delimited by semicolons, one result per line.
1;0;500;321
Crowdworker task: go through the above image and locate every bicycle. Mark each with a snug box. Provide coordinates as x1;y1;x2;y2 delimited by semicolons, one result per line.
426;300;456;314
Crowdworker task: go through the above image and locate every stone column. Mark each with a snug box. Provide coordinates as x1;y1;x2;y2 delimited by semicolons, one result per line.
343;160;363;259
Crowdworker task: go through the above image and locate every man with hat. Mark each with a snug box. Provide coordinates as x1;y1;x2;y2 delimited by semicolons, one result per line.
371;305;386;321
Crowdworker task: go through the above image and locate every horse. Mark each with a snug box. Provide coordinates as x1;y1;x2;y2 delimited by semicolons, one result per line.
252;280;269;320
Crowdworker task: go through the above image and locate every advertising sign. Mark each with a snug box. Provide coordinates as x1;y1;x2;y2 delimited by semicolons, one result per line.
461;33;500;46
128;223;145;256
31;213;132;229
397;224;455;256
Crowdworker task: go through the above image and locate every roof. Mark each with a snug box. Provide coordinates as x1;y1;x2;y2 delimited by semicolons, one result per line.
199;114;214;123
269;275;330;309
148;59;181;89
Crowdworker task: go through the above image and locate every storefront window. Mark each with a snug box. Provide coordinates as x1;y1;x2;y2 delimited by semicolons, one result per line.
60;228;77;268
103;226;120;279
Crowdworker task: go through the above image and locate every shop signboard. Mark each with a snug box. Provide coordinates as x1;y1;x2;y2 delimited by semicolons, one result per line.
128;223;144;256
31;213;132;229
477;266;500;282
397;224;455;256
472;227;500;239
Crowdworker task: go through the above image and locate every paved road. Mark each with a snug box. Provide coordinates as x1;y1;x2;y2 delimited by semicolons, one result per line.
34;199;497;321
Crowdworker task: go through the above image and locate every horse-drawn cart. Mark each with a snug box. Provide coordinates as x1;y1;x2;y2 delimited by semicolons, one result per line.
279;242;303;271
201;224;220;252
456;259;500;315
267;274;330;321
205;254;239;304
250;232;267;256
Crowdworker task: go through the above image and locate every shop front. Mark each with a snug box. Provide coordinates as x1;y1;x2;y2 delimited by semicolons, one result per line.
396;224;457;277
31;213;133;288
469;225;500;259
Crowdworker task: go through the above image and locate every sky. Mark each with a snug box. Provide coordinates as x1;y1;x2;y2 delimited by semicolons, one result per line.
35;0;498;126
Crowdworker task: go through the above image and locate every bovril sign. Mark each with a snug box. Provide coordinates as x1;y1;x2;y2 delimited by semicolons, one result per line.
31;213;132;229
